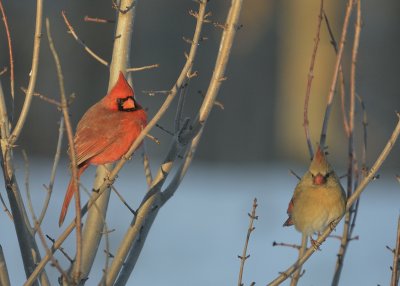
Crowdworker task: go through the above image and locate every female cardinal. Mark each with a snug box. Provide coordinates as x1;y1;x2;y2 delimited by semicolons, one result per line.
59;72;147;226
283;146;346;244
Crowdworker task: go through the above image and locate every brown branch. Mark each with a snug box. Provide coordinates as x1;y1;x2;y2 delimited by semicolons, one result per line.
61;10;109;66
142;144;153;187
324;10;350;137
237;198;258;286
303;0;324;160
9;0;43;146
0;245;10;286
84;15;115;24
272;241;301;250
46;18;82;283
319;0;355;148
112;0;135;14
126;64;159;73
36;117;64;228
0;67;7;76
111;186;136;215
20;87;61;107
332;1;362;284
0;0;14;101
391;215;400;286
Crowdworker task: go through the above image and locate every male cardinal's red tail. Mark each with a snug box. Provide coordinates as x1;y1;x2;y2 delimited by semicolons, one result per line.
59;165;88;226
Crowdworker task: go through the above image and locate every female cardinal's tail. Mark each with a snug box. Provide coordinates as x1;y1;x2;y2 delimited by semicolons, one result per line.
59;165;88;226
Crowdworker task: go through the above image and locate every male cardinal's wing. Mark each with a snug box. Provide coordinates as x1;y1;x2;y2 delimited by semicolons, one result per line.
283;198;294;226
73;124;118;166
72;106;120;166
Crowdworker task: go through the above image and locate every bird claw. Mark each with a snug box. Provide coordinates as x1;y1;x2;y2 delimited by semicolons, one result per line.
310;236;321;251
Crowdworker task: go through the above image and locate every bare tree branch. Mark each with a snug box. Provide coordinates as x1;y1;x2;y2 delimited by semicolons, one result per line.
61;10;109;67
332;1;362;284
0;245;10;286
9;0;43;145
0;0;14;102
36;117;64;228
237;198;258;286
391;214;400;286
319;0;355;148
303;0;324;160
46;18;82;283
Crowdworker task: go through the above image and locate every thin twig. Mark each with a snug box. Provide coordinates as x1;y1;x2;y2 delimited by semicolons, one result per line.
323;10;350;137
145;133;160;144
391;214;400;286
237;198;257;286
111;186;136;215
45;235;74;263
126;64;159;73
46;18;82;283
61;10;109;67
155;123;174;136
272;241;301;250
0;0;14;102
267;115;400;286
20;87;61;107
0;192;12;220
35;222;70;283
0;67;7;76
36;118;64;228
84;16;115;24
303;0;324;160
198;90;225;110
319;0;355;148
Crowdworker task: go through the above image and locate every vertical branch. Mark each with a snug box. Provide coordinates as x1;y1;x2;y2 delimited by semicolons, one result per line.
319;0;355;148
46;18;82;283
391;214;400;286
74;0;138;281
290;235;307;286
36;117;64;228
0;59;48;286
0;0;14;102
0;245;10;286
331;1;361;284
303;0;324;160
9;0;43;145
237;198;257;286
142;142;153;187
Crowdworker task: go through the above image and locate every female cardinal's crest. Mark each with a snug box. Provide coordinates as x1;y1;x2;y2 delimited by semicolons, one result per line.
309;146;332;176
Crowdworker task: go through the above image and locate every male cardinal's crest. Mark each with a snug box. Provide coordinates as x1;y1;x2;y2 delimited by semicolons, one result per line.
58;72;147;226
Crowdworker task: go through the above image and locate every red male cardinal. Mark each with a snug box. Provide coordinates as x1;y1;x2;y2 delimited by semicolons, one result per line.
283;146;346;245
59;72;147;226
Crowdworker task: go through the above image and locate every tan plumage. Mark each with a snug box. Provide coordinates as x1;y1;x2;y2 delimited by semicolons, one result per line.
283;146;346;237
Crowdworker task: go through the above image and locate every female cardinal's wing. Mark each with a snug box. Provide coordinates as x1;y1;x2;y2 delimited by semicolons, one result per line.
283;198;294;226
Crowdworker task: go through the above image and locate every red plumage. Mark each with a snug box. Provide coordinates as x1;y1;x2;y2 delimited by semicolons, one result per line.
59;72;147;226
